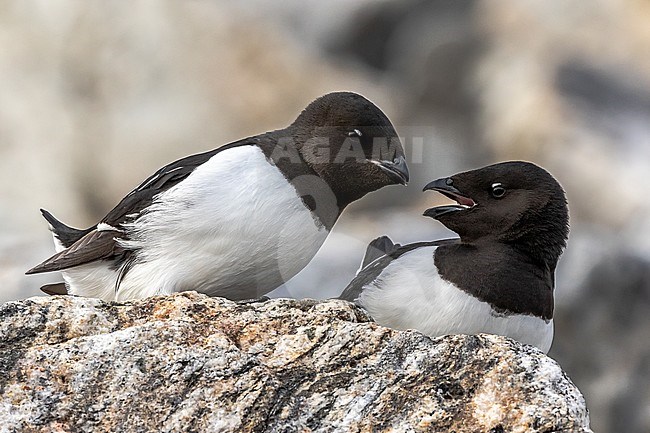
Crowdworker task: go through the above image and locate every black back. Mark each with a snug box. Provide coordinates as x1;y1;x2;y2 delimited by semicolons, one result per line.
339;238;459;302
103;140;249;228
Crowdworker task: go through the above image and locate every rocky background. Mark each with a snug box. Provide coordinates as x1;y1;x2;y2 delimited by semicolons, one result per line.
0;1;648;431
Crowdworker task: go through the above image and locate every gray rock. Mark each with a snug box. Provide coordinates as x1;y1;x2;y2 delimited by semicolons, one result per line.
0;292;590;432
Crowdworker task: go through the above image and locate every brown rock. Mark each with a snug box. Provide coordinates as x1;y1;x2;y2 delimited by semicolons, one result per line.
0;292;591;432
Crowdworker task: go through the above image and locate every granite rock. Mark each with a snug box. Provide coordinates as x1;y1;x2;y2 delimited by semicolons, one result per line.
0;292;590;432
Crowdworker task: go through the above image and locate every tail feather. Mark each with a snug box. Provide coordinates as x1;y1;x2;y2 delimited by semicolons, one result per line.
40;282;68;296
40;209;93;249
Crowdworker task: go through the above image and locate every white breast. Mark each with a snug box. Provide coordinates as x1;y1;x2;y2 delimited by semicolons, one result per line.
66;145;329;301
356;246;554;353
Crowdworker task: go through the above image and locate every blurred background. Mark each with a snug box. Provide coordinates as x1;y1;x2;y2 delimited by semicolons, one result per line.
1;0;649;430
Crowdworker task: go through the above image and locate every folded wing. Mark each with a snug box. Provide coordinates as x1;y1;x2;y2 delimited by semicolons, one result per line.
26;228;124;274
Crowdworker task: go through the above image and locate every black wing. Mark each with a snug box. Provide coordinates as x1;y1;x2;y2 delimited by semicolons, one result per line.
27;139;256;276
358;236;401;270
26;228;125;274
338;237;460;302
102;139;252;227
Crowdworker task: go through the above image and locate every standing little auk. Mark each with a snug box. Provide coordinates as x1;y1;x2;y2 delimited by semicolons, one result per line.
339;161;568;353
28;92;409;301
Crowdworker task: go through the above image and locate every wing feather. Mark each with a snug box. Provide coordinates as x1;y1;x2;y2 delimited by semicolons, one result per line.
28;139;255;277
102;140;250;226
26;229;124;274
339;238;460;302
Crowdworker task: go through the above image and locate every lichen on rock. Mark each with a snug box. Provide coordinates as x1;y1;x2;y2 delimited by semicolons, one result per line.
0;292;591;432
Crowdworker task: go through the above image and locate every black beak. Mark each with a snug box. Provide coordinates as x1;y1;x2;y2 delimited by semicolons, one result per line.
423;206;462;219
422;177;460;194
377;155;409;185
422;176;476;219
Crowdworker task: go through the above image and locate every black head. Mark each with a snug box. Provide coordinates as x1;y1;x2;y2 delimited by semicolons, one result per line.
288;92;408;207
423;161;569;266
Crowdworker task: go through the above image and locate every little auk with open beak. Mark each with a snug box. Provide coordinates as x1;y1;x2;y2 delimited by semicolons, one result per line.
339;161;568;353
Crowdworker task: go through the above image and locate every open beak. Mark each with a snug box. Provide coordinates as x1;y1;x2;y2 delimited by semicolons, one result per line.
373;155;409;185
422;177;475;219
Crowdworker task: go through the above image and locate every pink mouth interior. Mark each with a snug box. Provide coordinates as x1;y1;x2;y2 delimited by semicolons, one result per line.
454;194;476;207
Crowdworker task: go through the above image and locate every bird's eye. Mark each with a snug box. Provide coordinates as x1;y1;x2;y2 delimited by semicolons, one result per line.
347;129;362;137
491;183;506;198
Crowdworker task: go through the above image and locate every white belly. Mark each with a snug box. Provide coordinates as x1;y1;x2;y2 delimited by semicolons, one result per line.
65;145;329;301
356;246;554;353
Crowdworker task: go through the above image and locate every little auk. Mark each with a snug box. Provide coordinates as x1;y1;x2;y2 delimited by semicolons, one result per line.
339;161;568;353
28;92;409;301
